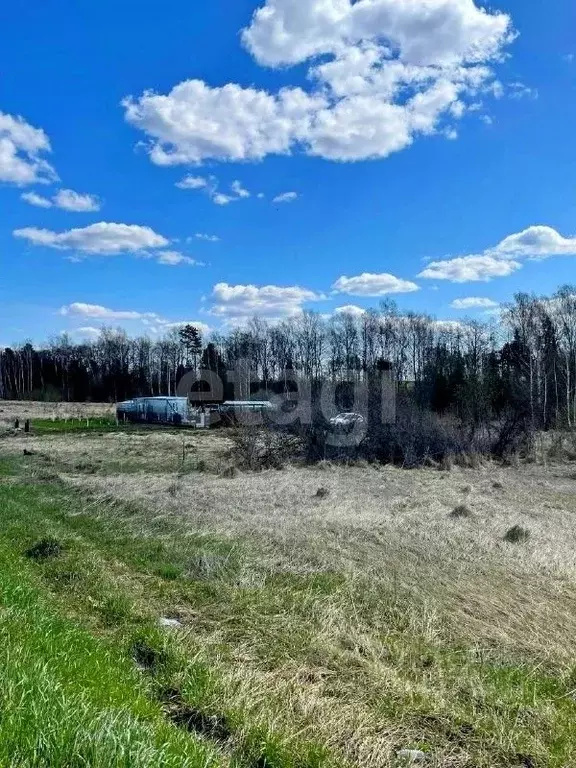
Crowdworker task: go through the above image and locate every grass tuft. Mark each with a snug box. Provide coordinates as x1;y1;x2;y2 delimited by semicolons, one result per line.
160;688;233;741
132;636;170;672
220;466;240;479
504;525;531;543
25;536;63;561
450;504;473;519
99;594;136;626
156;563;184;581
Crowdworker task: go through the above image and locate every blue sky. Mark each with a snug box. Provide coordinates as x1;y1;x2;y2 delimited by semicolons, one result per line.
1;0;576;345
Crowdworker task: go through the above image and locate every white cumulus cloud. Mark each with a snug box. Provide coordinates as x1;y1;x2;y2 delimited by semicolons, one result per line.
74;327;102;339
273;191;298;203
243;0;512;68
419;255;520;282
59;303;158;321
450;297;498;309
334;305;367;317
194;233;220;242
14;222;169;256
175;173;252;205
21;191;53;208
124;81;323;164
231;180;250;199
332;272;419;296
123;0;514;165
210;180;252;205
210;282;322;321
175;175;209;189
156;250;203;266
493;225;576;259
419;226;576;283
212;192;235;206
22;188;101;212
60;303;211;336
0;111;57;185
433;320;464;333
53;189;101;212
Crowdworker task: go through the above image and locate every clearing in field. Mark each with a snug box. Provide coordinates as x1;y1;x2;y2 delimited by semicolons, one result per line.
1;402;576;767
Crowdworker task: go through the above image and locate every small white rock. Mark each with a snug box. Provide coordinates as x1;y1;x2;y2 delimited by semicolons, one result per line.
396;749;427;764
158;617;182;628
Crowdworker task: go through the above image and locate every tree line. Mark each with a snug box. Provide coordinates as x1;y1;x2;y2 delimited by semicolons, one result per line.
1;286;576;431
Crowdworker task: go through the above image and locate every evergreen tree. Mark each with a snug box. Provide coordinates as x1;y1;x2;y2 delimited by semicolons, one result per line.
179;325;203;370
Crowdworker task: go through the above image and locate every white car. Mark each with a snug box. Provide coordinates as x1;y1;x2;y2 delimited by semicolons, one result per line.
329;412;366;428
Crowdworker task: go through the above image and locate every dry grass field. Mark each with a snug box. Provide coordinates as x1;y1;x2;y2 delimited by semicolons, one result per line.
2;401;576;767
67;459;576;650
0;399;114;429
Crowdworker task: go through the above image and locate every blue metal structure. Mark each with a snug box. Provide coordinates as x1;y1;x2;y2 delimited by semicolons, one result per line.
117;397;190;425
117;397;277;427
218;401;277;414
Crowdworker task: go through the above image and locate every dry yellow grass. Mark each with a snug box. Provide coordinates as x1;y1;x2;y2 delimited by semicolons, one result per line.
58;459;576;661
4;419;576;765
0;399;114;428
3;422;576;661
0;428;232;472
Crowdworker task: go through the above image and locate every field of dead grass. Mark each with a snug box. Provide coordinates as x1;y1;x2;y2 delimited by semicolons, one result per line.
63;455;576;659
0;399;114;428
0;428;232;473
2;410;576;766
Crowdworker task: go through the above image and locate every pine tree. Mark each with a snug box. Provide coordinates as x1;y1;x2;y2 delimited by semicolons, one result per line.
179;325;203;370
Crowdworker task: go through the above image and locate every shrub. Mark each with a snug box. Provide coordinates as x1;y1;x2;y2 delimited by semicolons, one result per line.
230;427;303;471
227;395;544;472
450;504;473;519
167;481;180;497
25;537;63;561
504;525;530;544
546;431;576;462
219;466;239;479
439;453;454;472
492;412;535;461
348;404;489;469
74;460;99;474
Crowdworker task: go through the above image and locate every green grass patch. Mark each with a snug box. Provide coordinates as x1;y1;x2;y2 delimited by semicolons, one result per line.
31;417;120;435
0;544;220;768
29;418;201;438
